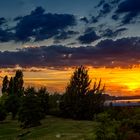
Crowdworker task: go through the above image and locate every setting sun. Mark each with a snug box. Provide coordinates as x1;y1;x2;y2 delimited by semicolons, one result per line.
1;66;140;96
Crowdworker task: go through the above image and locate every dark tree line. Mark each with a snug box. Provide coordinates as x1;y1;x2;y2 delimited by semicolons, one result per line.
0;70;49;127
0;66;105;127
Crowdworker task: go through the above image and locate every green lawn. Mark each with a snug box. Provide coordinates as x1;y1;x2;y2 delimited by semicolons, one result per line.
0;116;97;140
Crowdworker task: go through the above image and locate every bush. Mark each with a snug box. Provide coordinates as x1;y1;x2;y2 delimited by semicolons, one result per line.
0;104;7;121
5;95;20;119
48;93;62;116
18;94;45;128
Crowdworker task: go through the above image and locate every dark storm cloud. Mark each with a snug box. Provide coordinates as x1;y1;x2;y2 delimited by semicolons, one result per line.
90;16;98;23
96;0;120;8
100;3;111;15
14;16;23;21
54;30;78;40
0;28;14;42
116;0;140;24
101;28;127;38
78;28;100;44
112;14;119;20
0;37;139;68
14;6;76;42
0;17;6;26
95;0;105;8
91;1;113;23
80;17;89;24
0;17;13;42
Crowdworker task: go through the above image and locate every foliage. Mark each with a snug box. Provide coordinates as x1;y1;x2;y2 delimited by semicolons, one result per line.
0;103;7;121
13;70;24;97
95;107;140;140
48;93;62;116
60;66;105;120
37;87;49;115
2;75;9;94
4;95;20;119
8;77;14;95
18;87;45;128
2;70;24;97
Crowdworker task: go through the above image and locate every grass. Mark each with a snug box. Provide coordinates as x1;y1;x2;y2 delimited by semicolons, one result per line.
0;116;97;140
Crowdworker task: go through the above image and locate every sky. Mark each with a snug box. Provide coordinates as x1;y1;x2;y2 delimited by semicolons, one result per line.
0;0;140;96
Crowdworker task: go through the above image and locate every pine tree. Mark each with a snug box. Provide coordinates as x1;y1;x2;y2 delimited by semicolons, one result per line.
2;76;9;94
18;87;45;128
60;66;91;119
8;77;14;95
14;70;24;97
60;66;105;120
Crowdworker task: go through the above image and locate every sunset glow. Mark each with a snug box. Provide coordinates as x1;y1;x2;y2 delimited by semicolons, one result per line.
1;66;140;96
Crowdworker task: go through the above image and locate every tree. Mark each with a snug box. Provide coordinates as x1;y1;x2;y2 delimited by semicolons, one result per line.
60;66;105;120
0;103;7;121
37;87;49;115
66;65;91;96
1;71;24;119
13;70;24;97
0;95;7;121
2;76;9;94
4;95;20;119
8;77;14;95
60;66;91;119
18;87;45;128
86;79;105;118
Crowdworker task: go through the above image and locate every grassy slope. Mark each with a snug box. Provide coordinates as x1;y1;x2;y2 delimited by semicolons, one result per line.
0;116;97;140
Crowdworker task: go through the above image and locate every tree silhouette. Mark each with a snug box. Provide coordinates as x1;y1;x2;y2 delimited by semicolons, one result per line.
60;66;105;120
13;70;24;97
37;87;49;115
8;77;14;95
2;76;9;94
1;70;24;119
18;87;45;128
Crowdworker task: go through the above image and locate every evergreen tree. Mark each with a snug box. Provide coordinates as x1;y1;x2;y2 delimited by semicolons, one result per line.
37;87;49;114
5;95;20;119
18;87;45;128
0;103;7;121
2;76;9;94
14;70;24;97
8;77;14;95
60;66;105;120
2;70;24;119
60;66;91;119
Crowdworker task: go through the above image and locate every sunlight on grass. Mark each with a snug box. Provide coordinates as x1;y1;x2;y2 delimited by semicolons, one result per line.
0;116;97;140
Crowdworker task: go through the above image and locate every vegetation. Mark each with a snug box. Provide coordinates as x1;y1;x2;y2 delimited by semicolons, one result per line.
0;103;7;121
60;66;105;120
0;65;139;140
95;107;140;140
18;91;45;128
0;115;97;140
0;108;139;140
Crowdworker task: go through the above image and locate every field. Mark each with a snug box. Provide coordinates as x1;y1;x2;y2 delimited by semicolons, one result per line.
0;116;97;140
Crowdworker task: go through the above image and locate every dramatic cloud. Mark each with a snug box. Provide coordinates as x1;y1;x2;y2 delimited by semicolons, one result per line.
14;7;76;42
78;28;100;44
91;3;111;23
0;17;6;26
116;0;140;24
95;0;105;8
80;17;89;24
54;30;78;40
101;28;127;38
100;3;111;15
0;37;139;68
0;28;14;42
